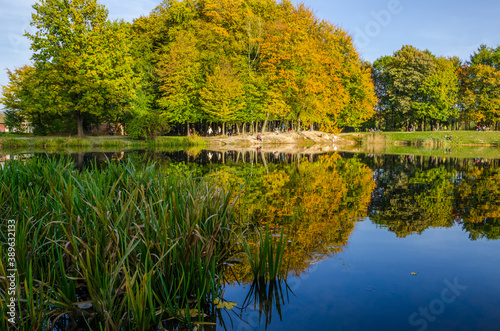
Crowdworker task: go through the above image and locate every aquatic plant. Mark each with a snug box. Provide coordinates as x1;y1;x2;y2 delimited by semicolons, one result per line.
0;138;29;149
0;157;236;329
242;226;287;280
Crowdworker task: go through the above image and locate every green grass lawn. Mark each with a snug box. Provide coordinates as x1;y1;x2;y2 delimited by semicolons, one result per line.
340;130;500;159
383;130;499;145
343;130;500;146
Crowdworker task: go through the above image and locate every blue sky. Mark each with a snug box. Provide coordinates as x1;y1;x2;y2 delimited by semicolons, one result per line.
1;0;499;91
300;0;500;62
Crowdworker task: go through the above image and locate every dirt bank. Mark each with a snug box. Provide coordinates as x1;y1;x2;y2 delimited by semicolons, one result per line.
203;130;355;154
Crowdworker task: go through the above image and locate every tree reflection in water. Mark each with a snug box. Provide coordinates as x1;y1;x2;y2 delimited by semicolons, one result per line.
367;154;500;239
211;153;376;282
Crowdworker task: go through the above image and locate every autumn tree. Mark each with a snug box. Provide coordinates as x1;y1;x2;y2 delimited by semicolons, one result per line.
373;44;500;131
460;45;500;128
141;0;376;135
1;65;76;134
25;0;138;136
125;4;177;139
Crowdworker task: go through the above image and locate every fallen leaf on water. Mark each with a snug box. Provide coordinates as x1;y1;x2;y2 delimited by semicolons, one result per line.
214;299;237;310
179;308;207;318
411;272;418;276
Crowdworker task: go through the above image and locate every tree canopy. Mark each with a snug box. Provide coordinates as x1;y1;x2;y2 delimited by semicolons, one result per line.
2;0;138;136
372;44;500;131
3;0;499;136
2;0;377;137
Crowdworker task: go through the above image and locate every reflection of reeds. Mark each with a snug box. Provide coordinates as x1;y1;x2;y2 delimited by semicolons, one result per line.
185;146;204;158
0;157;235;329
147;135;206;148
240;278;293;328
242;226;287;280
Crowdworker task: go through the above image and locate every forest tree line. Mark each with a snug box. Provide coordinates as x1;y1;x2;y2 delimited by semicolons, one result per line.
369;44;500;132
0;0;376;138
1;0;498;137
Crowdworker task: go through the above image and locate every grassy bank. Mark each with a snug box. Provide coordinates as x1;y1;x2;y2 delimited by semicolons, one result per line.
0;135;206;150
345;131;500;147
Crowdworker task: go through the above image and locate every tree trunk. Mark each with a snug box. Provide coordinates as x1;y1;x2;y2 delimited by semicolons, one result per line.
76;112;84;137
421;117;425;131
187;121;190;136
242;122;246;135
261;113;269;134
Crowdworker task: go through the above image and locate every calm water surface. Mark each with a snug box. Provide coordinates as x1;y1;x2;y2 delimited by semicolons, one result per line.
2;149;500;330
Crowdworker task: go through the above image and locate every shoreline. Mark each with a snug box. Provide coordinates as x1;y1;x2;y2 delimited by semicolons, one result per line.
1;131;498;152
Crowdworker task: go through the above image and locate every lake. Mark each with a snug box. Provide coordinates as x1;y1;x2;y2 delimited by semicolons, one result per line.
2;148;500;330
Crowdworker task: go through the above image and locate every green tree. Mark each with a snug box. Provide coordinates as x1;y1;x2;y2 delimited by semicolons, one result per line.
457;45;500;129
1;66;36;132
413;57;459;130
157;29;203;133
373;45;437;130
200;62;246;134
25;0;138;137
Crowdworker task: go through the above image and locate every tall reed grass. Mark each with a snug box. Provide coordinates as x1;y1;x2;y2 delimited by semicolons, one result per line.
147;135;207;148
363;132;389;146
0;138;29;149
410;137;447;147
0;136;206;150
0;157;236;329
242;226;287;280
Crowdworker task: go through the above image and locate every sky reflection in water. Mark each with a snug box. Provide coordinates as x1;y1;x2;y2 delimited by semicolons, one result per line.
221;220;500;331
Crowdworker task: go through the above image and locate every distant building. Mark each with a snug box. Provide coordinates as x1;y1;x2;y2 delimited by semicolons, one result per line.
0;112;34;133
0;112;7;133
18;122;34;134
